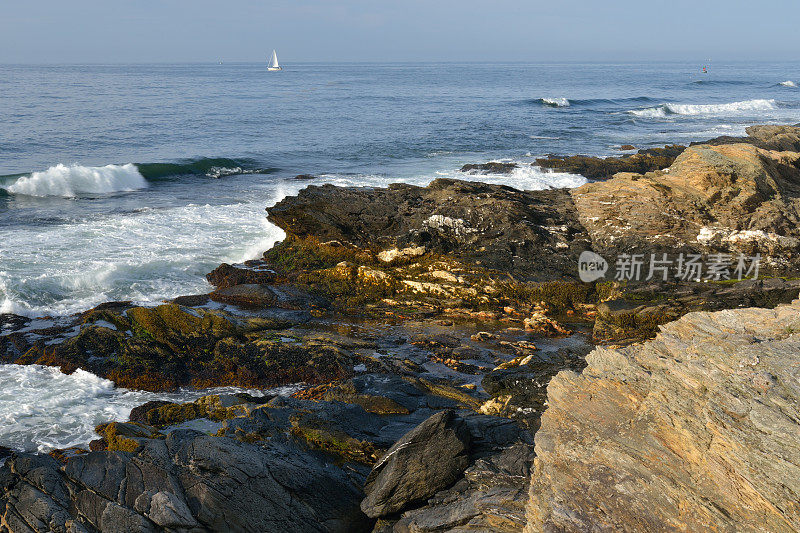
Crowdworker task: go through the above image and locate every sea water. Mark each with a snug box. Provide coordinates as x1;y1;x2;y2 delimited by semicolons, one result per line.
1;61;799;450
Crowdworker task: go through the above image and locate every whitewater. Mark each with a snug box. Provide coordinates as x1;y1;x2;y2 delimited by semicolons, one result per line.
0;364;297;452
628;98;778;118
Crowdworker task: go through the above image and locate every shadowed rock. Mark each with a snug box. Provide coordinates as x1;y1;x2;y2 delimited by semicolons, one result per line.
460;162;518;174
0;431;371;533
361;409;471;518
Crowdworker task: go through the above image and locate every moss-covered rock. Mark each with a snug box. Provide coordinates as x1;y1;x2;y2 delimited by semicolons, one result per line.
95;421;161;452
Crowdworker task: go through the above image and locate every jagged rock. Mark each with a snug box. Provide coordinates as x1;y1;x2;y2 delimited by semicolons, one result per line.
269;126;800;282
209;283;323;310
460;162;518;174
393;443;534;532
698;124;800;152
535;144;685;180
1;431;371;533
527;299;800;532
268;179;590;281
361;410;471;518
572;140;800;270
206;262;278;289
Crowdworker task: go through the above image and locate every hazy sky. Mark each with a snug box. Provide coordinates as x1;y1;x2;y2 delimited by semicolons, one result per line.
2;0;799;63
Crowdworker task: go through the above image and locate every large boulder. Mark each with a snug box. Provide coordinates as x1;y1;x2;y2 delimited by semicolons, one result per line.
268;178;590;281
361;410;471;518
572;140;800;272
526;299;800;532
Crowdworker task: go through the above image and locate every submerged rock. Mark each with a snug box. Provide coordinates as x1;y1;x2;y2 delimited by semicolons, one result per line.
460;162;518;174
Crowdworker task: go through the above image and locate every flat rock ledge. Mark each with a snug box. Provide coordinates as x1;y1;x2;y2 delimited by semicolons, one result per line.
526;298;800;532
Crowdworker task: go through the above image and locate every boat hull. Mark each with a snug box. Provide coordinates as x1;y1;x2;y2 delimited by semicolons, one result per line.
267;67;282;71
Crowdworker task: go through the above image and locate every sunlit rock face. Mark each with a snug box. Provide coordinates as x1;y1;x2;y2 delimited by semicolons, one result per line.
526;298;800;533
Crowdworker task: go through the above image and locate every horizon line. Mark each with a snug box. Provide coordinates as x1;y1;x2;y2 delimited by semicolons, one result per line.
3;59;800;66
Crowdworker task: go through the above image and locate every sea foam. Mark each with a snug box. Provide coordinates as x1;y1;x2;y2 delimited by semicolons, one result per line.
5;163;148;197
629;98;777;118
540;97;570;107
780;80;797;87
0;363;297;452
458;162;587;190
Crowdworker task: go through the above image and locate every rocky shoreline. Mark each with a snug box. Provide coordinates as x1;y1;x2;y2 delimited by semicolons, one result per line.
2;125;800;531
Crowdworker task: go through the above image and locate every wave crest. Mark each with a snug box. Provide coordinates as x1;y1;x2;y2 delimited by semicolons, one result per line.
629;98;777;118
136;157;274;180
540;97;570;108
779;80;797;87
4;164;148;197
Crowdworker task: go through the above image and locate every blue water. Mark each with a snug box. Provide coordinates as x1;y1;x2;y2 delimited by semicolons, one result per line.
1;61;799;315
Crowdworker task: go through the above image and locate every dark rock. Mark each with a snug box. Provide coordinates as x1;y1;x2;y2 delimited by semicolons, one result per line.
206;262;278;289
460;162;518;174
0;446;13;461
1;432;372;533
535;144;685;180
210;283;324;310
128;401;175;424
0;314;31;333
361;409;471;518
392;443;535;532
293;174;319;180
268;178;590;281
170;294;210;306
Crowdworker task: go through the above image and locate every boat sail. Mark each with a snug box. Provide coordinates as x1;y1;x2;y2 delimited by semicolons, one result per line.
267;50;281;71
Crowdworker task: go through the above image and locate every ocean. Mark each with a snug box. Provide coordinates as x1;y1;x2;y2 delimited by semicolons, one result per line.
1;60;799;452
2;61;799;317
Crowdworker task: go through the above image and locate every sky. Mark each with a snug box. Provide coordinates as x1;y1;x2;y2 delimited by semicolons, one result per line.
2;0;800;63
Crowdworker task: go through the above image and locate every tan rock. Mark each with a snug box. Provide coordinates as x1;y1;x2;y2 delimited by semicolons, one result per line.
377;246;426;263
527;299;800;532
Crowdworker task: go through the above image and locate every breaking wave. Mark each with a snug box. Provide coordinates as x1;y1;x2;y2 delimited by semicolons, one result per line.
628;98;778;118
779;80;797;87
136;157;275;180
540;97;570;107
3;163;148;197
0;158;278;197
457;162;587;190
0;364;295;452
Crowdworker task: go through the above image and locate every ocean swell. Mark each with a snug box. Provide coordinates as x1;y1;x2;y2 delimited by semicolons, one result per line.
629;98;778;118
136;157;274;180
4;163;148;197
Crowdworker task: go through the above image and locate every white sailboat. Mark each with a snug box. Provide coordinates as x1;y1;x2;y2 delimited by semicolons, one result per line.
267;50;281;71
